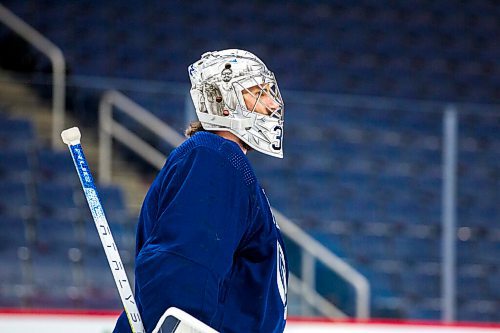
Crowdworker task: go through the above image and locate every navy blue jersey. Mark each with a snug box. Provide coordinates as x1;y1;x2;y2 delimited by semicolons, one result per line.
114;132;288;333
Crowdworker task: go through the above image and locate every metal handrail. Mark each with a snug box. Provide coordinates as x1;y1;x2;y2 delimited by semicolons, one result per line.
0;3;65;149
288;273;347;318
98;90;184;183
441;106;458;322
273;209;370;319
98;89;370;319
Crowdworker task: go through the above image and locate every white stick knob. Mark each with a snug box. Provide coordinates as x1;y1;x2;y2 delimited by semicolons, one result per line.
61;127;81;145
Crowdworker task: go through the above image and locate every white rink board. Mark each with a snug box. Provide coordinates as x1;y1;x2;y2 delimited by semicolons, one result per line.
0;313;116;333
0;312;499;333
285;322;500;333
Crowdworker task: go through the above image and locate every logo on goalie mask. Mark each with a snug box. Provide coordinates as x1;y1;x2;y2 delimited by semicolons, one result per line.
221;63;233;82
203;84;226;116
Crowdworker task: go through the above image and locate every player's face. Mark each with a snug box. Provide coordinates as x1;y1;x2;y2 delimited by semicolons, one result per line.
242;84;280;116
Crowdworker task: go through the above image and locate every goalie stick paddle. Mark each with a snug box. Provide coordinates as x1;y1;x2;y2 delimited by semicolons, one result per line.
62;127;218;333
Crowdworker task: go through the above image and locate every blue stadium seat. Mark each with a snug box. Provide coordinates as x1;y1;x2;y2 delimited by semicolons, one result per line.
37;149;77;185
36;183;82;218
96;184;126;212
81;248;117;291
0;247;26;285
0;149;31;181
81;285;121;310
35;216;81;250
83;212;134;253
486;270;500;300
394;237;440;262
0;285;25;307
457;239;482;264
0;216;28;249
458;299;498;322
31;245;81;288
348;234;392;261
83;218;105;252
400;270;440;299
30;284;83;309
457;269;488;300
406;299;441;320
372;296;409;318
0;118;34;150
0;180;31;217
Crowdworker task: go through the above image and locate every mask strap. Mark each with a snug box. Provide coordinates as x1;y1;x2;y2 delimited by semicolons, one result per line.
197;111;254;130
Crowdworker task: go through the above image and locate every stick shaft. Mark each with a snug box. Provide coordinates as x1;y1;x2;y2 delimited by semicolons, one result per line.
67;143;145;333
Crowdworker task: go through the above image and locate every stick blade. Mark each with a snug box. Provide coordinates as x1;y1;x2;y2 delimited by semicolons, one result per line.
61;127;81;145
152;307;218;333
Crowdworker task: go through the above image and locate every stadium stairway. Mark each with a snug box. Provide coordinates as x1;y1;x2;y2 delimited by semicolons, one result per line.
0;70;149;212
0;73;147;310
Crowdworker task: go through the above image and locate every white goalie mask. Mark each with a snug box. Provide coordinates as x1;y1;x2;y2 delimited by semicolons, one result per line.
188;49;284;158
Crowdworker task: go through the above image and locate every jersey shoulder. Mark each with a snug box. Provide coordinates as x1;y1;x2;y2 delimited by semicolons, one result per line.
170;131;257;186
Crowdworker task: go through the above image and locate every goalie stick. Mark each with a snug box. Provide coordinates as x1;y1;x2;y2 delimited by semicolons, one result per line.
61;127;218;333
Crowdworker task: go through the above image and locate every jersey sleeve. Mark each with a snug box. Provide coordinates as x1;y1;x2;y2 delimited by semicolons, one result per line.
134;146;251;331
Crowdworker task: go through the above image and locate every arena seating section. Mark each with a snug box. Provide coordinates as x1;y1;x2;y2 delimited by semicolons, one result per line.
0;0;498;322
0;112;134;309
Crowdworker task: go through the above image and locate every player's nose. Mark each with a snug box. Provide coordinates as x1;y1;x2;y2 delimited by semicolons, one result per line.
264;95;279;112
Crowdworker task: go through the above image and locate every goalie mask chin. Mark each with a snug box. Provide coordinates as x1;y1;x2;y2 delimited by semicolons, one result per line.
188;49;284;158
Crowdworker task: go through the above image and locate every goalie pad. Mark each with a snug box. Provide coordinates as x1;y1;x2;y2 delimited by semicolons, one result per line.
152;307;218;333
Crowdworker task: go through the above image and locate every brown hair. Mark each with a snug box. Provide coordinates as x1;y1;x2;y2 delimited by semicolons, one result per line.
184;120;253;152
184;121;206;137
